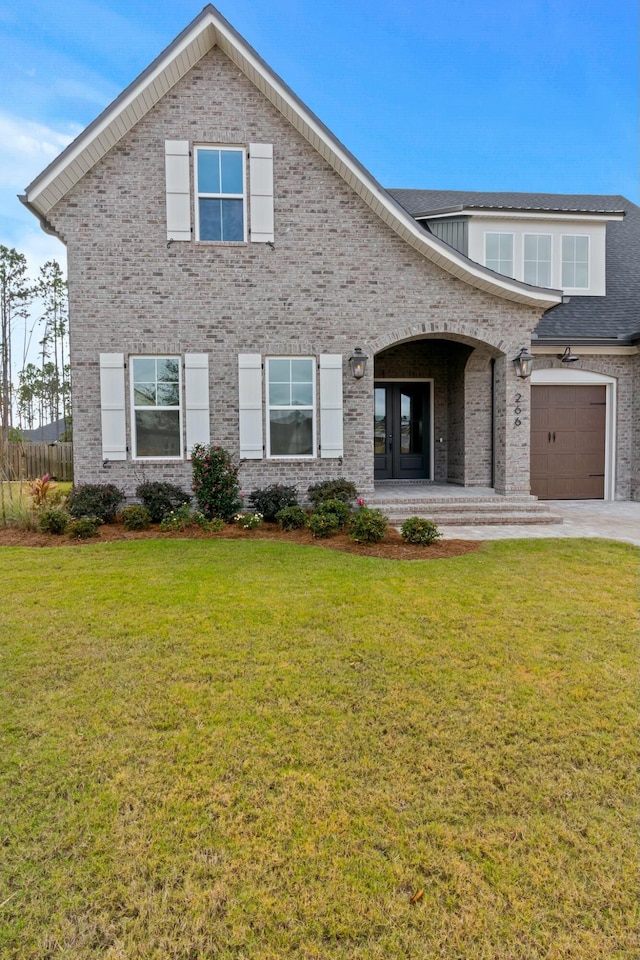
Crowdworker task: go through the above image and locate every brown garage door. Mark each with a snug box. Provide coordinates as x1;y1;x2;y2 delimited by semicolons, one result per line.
531;385;606;499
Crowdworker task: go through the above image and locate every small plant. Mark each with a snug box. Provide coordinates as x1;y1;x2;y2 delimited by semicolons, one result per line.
308;510;341;539
248;484;298;523
401;516;443;545
67;516;101;539
38;507;69;535
160;504;195;532
234;511;264;530
348;506;388;544
191;444;241;521
308;478;358;507
276;505;308;531
135;481;191;522
68;484;124;524
121;505;152;530
29;473;57;508
315;497;351;528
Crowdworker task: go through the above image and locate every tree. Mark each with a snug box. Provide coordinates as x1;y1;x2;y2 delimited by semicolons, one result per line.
37;260;69;430
0;247;32;443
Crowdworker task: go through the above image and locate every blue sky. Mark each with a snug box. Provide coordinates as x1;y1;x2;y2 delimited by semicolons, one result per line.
1;0;638;275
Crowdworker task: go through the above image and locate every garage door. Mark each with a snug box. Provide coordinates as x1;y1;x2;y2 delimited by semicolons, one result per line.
531;385;606;499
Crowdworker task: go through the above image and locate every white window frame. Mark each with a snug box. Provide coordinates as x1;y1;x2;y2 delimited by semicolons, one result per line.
130;355;183;460
266;356;317;459
194;146;247;243
561;234;590;290
484;231;514;277
523;233;552;287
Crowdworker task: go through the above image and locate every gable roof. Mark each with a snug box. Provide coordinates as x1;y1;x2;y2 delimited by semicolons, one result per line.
389;189;627;218
21;5;560;311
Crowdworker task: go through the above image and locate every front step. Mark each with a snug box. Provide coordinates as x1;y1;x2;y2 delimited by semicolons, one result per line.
366;495;562;526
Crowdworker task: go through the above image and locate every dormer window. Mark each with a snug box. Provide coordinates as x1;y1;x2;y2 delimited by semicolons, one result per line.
485;233;514;277
524;234;552;287
561;235;589;289
195;146;246;242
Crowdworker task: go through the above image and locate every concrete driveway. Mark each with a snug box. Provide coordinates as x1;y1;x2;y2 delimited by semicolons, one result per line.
439;500;640;546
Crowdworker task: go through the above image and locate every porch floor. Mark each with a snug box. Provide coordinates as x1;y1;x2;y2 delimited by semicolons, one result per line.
373;482;502;502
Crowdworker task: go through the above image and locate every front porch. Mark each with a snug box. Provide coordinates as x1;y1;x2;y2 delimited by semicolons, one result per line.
368;481;560;525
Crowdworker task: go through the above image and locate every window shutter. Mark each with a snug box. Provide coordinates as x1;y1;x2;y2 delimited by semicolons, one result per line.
249;143;274;243
99;353;127;461
238;354;263;458
319;354;343;458
165;140;191;241
185;353;210;456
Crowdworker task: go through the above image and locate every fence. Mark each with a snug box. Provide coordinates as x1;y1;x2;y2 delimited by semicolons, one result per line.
1;442;74;482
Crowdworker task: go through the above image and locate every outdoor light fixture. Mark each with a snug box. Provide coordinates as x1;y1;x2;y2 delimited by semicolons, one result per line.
559;346;579;364
512;347;534;379
349;347;369;379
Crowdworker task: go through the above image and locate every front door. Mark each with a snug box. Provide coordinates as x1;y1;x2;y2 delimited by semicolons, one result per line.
374;382;430;480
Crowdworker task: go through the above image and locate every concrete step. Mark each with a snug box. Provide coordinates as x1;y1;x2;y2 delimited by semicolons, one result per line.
366;498;562;526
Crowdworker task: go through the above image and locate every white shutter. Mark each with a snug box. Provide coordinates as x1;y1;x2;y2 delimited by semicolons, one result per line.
249;143;274;243
319;354;344;458
99;353;127;461
165;140;191;241
238;354;263;459
185;354;210;456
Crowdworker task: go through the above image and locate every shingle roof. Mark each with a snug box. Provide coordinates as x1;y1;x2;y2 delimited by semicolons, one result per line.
389;189;639;342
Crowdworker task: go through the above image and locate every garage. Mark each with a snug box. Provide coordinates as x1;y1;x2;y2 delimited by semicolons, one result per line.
531;384;607;499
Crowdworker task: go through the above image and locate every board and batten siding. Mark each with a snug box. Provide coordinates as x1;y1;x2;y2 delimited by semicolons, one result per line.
425;218;469;256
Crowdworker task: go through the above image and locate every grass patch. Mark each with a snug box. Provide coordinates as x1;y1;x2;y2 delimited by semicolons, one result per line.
0;538;637;958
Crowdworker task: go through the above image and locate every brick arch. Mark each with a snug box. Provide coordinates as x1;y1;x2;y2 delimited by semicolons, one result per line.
368;321;508;357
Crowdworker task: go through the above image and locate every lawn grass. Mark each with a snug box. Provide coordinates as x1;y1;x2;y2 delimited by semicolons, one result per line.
0;538;637;959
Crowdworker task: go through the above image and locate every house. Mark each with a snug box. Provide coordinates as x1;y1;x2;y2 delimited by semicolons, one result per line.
20;6;639;509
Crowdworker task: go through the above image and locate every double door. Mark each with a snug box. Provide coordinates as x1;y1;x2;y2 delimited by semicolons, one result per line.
374;382;430;480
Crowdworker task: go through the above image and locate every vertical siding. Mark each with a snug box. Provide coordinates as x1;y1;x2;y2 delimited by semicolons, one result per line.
426;218;469;257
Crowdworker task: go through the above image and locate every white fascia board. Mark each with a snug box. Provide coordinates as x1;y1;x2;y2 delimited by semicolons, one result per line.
419;210;624;223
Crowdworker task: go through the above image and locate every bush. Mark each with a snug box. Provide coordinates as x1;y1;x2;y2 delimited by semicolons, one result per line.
315;497;351;528
348;506;388;544
121;505;152;530
234;511;264;530
135;481;191;522
276;506;308;531
68;483;124;523
401;516;442;545
248;484;298;523
191;444;241;521
38;507;69;535
307;477;358;507
308;510;341;539
67;516;101;540
29;474;57;509
159;505;224;532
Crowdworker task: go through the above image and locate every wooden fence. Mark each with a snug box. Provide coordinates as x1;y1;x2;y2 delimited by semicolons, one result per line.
1;442;74;482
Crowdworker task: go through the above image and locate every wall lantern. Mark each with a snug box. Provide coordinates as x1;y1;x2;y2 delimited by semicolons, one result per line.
512;347;534;379
559;346;580;364
349;347;369;379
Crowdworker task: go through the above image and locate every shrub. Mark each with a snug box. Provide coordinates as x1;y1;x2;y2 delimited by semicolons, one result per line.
121;505;152;530
307;477;358;507
248;483;298;523
276;506;308;531
401;516;443;546
68;483;124;523
315;497;351;528
38;507;69;535
234;511;264;530
308;510;341;539
348;506;388;544
67;516;101;539
29;473;57;509
135;481;191;522
160;504;195;531
191;444;241;521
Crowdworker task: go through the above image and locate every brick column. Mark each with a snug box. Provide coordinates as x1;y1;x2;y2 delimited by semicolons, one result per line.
493;353;531;496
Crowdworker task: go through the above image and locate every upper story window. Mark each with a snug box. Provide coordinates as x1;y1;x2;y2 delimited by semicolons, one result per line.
561;235;589;289
131;357;182;458
195;147;245;242
267;357;315;457
523;234;552;287
485;232;514;277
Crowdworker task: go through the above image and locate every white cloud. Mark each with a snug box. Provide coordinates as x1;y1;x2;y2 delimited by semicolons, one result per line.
0;113;79;189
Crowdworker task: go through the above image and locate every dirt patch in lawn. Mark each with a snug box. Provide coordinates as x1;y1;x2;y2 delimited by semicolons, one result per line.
0;521;480;560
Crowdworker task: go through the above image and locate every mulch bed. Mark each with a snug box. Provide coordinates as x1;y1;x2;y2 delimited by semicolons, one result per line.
0;522;481;560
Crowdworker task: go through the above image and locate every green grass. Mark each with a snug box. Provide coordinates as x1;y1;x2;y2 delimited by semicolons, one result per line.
0;538;637;959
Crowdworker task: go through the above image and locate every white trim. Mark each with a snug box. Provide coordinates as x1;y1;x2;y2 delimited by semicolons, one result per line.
531;367;616;500
266;356;316;459
194;145;247;242
374;378;434;480
130;355;184;460
418;210;624;223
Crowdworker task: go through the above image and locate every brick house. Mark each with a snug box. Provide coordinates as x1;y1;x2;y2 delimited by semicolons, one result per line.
21;6;639;507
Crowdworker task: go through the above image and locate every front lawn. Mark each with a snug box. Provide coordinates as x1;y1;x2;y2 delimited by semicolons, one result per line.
0;538;637;959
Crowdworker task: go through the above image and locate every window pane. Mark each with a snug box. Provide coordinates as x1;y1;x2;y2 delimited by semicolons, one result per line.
291;358;313;382
197;150;220;193
575;236;589;262
269;359;290;383
220;150;243;194
562;262;575;287
485;234;499;260
269;381;290;406
291;381;313;406
537;261;551;287
575;263;589;287
157;359;179;383
199;198;222;241
135;410;181;457
133;358;155;382
157;383;180;406
221;199;244;241
134;383;156;406
562;236;574;261
269;410;313;456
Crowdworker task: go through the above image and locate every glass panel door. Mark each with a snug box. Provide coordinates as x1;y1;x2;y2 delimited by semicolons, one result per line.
374;383;430;481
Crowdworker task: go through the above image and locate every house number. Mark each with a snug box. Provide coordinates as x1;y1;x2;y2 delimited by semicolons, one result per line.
514;393;523;426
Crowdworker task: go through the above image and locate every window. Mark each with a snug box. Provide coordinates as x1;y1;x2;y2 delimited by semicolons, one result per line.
485;233;514;277
131;357;182;458
267;358;315;457
562;235;589;289
523;234;552;286
195;147;245;242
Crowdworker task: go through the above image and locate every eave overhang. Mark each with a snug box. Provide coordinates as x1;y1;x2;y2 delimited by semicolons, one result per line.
415;207;625;222
22;4;561;310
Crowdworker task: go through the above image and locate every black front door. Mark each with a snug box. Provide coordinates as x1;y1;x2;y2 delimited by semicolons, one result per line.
374;382;430;480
